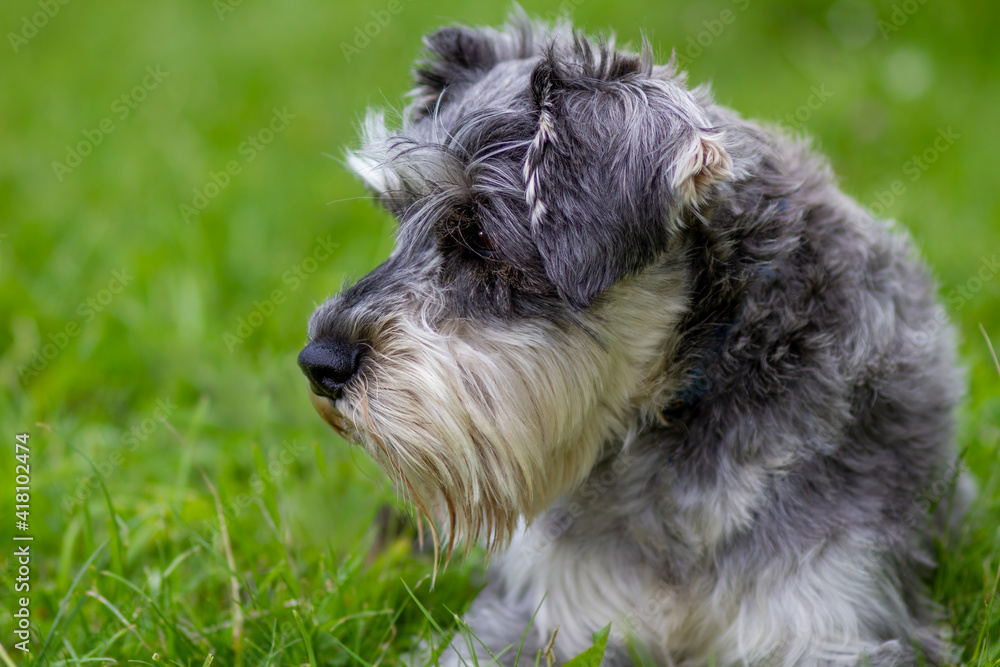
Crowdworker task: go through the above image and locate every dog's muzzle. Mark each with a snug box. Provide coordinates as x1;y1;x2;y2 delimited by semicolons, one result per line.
297;338;362;400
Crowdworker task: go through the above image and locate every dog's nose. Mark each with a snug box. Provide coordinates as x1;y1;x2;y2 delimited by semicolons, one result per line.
297;339;362;400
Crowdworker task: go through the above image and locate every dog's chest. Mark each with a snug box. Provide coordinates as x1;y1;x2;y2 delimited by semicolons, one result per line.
497;450;762;661
500;517;734;662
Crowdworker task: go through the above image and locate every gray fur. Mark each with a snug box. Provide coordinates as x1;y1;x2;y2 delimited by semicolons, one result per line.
299;11;969;666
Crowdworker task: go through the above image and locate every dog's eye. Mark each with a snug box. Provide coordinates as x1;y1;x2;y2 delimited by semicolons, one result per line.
460;221;497;258
472;225;496;252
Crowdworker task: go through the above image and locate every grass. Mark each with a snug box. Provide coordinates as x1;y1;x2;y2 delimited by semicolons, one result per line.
0;0;997;664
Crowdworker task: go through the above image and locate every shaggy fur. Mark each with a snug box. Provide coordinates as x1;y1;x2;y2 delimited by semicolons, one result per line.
298;12;969;666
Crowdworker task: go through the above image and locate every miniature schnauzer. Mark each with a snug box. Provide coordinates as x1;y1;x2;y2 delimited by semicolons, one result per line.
298;12;969;666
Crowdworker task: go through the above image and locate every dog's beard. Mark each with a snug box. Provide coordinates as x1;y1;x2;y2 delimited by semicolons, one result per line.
311;263;688;560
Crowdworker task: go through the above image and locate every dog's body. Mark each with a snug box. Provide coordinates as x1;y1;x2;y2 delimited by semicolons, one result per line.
299;14;967;666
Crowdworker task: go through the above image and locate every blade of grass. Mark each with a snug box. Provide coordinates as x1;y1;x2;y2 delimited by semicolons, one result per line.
85;589;152;652
162;546;200;580
69;444;125;578
200;469;244;666
36;540;108;665
81;498;95;556
99;570;202;655
57;514;83;593
292;610;318;667
980;323;1000;378
314;442;328;481
252;444;281;525
400;579;444;634
562;623;610;667
80;626;131;660
0;641;18;667
328;636;372;667
514;594;547;667
406;580;507;665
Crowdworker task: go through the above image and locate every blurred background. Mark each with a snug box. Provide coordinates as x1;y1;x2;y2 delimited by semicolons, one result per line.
1;0;997;664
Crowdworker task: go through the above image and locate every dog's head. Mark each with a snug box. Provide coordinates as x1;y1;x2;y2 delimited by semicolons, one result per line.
299;14;735;554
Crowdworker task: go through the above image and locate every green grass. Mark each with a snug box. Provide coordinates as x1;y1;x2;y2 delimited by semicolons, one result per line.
0;0;998;664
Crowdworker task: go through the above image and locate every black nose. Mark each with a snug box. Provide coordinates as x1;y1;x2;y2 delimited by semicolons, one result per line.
297;339;362;399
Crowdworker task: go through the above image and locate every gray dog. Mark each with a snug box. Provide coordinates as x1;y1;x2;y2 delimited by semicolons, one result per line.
298;12;969;666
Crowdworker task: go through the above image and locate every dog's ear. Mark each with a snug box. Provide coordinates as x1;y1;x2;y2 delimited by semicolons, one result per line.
346;18;541;208
412;19;537;116
415;27;500;95
524;41;731;310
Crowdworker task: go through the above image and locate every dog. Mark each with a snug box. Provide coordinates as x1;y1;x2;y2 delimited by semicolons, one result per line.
298;12;970;666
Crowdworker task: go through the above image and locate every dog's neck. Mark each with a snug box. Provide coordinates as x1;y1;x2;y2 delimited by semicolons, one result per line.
658;321;735;423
